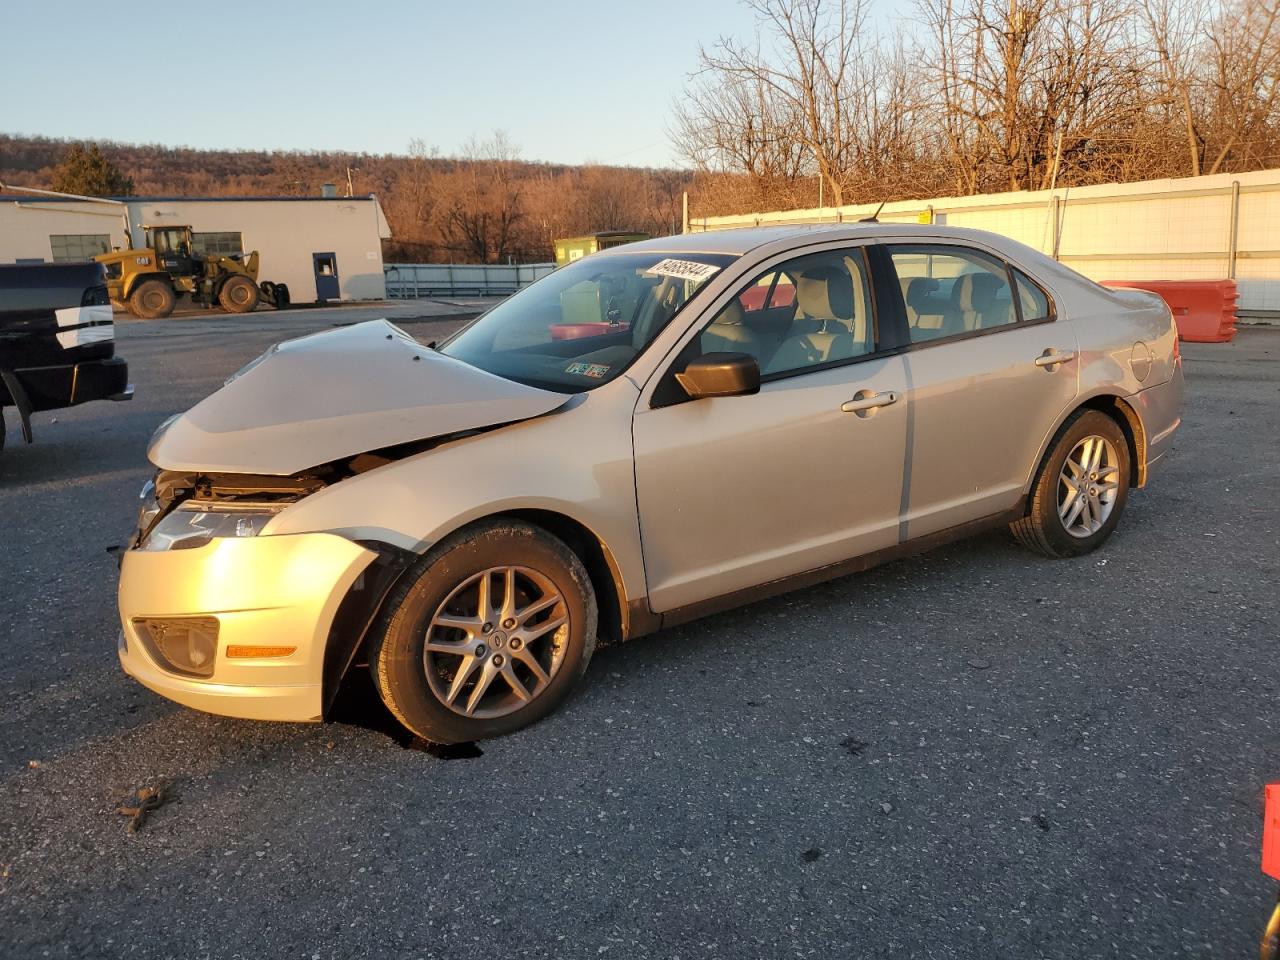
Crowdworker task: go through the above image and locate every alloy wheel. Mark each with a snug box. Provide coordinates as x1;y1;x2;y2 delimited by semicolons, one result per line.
423;566;569;719
1058;435;1121;538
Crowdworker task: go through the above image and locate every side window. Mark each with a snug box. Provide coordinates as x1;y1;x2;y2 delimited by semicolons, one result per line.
736;272;777;313
734;271;797;314
699;247;876;377
888;245;1017;343
1012;268;1052;321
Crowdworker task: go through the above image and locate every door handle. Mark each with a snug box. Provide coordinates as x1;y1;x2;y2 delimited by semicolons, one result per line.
1034;350;1076;368
841;391;897;413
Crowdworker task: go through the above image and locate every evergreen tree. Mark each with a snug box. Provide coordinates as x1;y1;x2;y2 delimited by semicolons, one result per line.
50;143;134;197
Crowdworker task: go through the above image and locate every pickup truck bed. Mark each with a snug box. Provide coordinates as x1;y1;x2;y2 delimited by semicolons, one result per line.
0;262;132;451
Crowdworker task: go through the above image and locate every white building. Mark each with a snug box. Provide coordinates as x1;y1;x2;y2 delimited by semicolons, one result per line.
0;193;392;302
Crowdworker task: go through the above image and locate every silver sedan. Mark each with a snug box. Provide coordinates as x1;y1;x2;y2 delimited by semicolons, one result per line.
118;224;1184;743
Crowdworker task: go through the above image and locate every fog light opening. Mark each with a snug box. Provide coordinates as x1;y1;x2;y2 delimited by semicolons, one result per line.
133;616;219;678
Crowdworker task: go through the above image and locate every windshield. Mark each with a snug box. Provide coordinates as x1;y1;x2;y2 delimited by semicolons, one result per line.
440;251;734;392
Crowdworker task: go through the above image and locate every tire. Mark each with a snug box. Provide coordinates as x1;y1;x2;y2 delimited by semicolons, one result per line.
218;275;260;313
370;519;598;744
128;280;176;320
1011;409;1131;558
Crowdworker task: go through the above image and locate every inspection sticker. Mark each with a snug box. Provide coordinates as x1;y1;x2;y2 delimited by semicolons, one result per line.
644;258;721;283
566;362;610;379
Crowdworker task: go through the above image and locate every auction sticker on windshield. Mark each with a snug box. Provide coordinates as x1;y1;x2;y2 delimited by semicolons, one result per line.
644;259;721;283
566;362;610;378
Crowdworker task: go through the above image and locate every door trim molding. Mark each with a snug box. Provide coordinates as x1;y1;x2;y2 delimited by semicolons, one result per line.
638;500;1026;635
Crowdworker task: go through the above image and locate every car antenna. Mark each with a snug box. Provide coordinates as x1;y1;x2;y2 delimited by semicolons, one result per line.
858;201;887;223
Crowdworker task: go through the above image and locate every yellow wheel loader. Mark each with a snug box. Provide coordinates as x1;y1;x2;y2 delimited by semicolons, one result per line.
96;225;290;320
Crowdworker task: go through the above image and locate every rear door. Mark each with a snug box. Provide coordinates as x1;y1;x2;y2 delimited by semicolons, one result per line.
886;243;1079;539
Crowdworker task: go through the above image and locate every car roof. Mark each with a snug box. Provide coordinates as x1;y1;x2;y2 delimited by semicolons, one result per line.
608;223;1046;259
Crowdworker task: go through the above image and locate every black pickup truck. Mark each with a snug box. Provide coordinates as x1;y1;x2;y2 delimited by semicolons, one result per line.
0;262;133;453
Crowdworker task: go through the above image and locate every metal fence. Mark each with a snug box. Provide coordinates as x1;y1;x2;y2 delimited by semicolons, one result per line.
383;262;555;299
688;168;1280;317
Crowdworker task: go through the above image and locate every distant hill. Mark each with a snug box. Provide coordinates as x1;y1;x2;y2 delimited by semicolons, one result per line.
0;134;693;263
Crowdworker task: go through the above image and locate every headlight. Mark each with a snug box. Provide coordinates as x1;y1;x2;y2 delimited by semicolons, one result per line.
140;503;284;551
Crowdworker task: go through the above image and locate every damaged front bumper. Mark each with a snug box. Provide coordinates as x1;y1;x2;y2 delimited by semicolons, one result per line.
118;532;377;722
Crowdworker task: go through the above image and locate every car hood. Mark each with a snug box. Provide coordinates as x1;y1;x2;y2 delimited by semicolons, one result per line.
149;319;570;475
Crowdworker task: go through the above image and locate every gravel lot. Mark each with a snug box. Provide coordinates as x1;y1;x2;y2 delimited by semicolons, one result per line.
0;309;1276;959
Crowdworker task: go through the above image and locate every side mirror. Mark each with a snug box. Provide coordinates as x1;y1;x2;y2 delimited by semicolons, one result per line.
675;352;761;400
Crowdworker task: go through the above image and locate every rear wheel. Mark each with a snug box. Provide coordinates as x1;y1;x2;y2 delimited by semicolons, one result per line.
370;520;597;744
129;280;176;320
1011;409;1131;558
218;275;260;313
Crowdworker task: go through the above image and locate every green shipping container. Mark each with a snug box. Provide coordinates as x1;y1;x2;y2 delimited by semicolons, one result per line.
554;231;649;267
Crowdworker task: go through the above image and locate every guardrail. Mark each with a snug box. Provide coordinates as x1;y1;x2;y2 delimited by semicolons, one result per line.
384;262;555;299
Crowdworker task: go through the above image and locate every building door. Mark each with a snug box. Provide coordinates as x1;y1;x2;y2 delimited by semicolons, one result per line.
313;252;340;302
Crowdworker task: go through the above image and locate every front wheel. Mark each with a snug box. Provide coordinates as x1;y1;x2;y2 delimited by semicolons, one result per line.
1011;409;1131;558
129;280;176;319
218;275;260;313
370;520;597;744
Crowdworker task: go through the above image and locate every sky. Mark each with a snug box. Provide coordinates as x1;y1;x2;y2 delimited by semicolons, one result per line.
2;0;903;169
0;0;765;168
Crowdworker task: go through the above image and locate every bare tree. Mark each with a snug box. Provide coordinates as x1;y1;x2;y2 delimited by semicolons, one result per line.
691;0;877;207
918;0;1146;193
440;131;526;263
1140;0;1211;174
672;69;809;208
1203;0;1280;173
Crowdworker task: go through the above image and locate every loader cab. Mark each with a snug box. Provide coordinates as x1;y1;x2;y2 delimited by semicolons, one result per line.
144;226;199;278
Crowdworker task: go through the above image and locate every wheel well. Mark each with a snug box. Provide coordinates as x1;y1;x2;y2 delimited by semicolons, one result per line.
1079;395;1146;487
501;509;625;645
125;273;172;297
325;510;629;713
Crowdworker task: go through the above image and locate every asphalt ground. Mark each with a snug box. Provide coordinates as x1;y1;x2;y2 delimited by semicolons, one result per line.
0;313;1276;959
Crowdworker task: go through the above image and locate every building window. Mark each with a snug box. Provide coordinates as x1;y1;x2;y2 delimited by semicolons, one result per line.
49;234;111;262
191;232;244;257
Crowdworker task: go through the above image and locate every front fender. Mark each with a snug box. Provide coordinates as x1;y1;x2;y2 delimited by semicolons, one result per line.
265;382;648;606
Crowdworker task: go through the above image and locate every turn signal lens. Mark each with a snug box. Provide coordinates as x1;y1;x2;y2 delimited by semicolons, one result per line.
134;616;219;677
225;645;297;659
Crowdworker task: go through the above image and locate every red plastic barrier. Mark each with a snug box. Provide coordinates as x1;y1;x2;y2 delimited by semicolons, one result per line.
548;322;630;341
738;282;796;312
1102;279;1238;343
1266;783;1280;880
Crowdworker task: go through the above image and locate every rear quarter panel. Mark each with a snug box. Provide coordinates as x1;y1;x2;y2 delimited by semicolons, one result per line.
1068;285;1178;397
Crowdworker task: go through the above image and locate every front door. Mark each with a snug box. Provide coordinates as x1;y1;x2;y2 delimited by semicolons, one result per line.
313;252;339;302
633;243;909;613
885;243;1080;538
